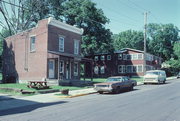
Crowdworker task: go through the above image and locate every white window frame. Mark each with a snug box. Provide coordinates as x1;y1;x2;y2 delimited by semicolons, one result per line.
74;62;78;76
118;54;122;60
138;54;143;60
107;55;111;60
126;65;132;73
137;65;143;72
94;66;99;74
101;55;105;61
30;36;36;52
74;40;79;55
100;66;105;74
59;60;64;73
59;36;64;52
118;65;125;73
94;56;98;61
123;54;127;60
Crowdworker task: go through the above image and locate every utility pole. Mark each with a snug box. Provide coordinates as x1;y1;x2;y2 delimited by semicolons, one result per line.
143;12;148;75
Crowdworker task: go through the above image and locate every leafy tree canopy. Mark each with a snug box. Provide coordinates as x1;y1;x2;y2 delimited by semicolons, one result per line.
147;23;179;60
113;30;144;51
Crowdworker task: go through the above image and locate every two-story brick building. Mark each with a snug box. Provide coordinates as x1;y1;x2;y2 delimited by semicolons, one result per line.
85;48;162;78
3;17;83;84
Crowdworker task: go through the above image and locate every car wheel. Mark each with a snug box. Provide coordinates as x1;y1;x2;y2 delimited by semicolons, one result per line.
163;80;166;84
130;85;134;91
98;91;103;94
114;87;120;94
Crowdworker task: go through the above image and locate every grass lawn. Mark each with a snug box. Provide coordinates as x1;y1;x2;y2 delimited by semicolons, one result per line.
0;83;87;95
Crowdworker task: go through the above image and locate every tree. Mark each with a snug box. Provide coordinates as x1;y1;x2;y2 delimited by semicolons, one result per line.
147;23;179;60
173;41;180;59
0;0;113;56
62;0;113;55
113;30;144;51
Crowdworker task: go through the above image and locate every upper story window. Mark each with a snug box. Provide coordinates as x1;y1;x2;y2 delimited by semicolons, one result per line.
123;54;127;60
30;36;36;52
101;55;105;61
118;54;122;60
94;56;98;61
107;55;111;60
126;54;132;60
59;37;64;52
74;40;79;55
138;54;143;60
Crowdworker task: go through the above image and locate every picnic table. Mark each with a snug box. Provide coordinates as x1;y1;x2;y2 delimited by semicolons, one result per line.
27;81;49;89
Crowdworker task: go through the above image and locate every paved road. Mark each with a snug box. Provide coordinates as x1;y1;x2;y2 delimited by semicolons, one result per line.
1;78;180;121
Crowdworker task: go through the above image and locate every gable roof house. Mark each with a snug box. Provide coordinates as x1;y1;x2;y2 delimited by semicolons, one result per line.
2;17;83;85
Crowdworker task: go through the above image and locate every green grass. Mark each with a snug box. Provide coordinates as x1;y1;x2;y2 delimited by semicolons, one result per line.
0;83;87;95
130;77;143;82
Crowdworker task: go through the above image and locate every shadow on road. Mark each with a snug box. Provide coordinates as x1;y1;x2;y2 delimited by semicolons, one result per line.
0;97;67;116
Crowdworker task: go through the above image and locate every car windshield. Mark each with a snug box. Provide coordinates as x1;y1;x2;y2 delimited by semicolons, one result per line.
106;78;122;82
146;72;159;75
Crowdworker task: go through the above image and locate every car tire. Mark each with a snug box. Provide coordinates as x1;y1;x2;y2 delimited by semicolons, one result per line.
130;85;134;91
98;91;103;94
114;87;120;94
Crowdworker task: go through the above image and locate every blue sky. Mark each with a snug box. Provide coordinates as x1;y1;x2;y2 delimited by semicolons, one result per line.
92;0;180;34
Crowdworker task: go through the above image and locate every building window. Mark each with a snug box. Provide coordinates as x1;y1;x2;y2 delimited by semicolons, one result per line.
59;37;64;52
107;55;111;60
94;56;98;61
132;66;137;73
118;54;122;60
133;54;138;60
137;65;143;72
123;54;127;60
59;61;64;73
101;55;105;61
138;54;143;60
126;54;132;60
94;66;99;74
126;65;132;73
118;65;125;73
74;63;78;76
74;40;79;55
30;36;36;52
100;66;105;74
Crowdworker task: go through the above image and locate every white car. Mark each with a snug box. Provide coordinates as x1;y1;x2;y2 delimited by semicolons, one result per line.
144;70;166;84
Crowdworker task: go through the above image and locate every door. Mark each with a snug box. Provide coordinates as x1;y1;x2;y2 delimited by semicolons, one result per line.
66;62;69;79
48;60;55;78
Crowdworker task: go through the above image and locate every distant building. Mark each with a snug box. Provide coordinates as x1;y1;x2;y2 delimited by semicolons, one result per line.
85;48;162;78
3;17;84;84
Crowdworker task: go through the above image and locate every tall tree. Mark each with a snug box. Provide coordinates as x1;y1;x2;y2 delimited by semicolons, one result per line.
62;0;113;55
147;23;179;60
173;41;180;59
113;30;144;51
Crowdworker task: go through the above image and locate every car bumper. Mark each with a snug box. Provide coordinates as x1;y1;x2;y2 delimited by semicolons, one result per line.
94;87;113;92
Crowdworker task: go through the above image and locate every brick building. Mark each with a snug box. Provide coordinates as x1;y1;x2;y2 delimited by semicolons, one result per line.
3;17;84;84
85;48;162;78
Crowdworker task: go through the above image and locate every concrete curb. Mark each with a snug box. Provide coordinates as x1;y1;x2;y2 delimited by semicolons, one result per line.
55;91;97;98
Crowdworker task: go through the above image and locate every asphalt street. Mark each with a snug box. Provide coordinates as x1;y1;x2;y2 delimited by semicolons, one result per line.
1;78;180;121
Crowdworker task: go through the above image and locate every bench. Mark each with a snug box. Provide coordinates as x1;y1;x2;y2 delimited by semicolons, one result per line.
27;81;49;89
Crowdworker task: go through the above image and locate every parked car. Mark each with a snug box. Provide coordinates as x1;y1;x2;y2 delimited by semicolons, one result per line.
94;76;135;94
143;70;166;84
177;72;180;79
